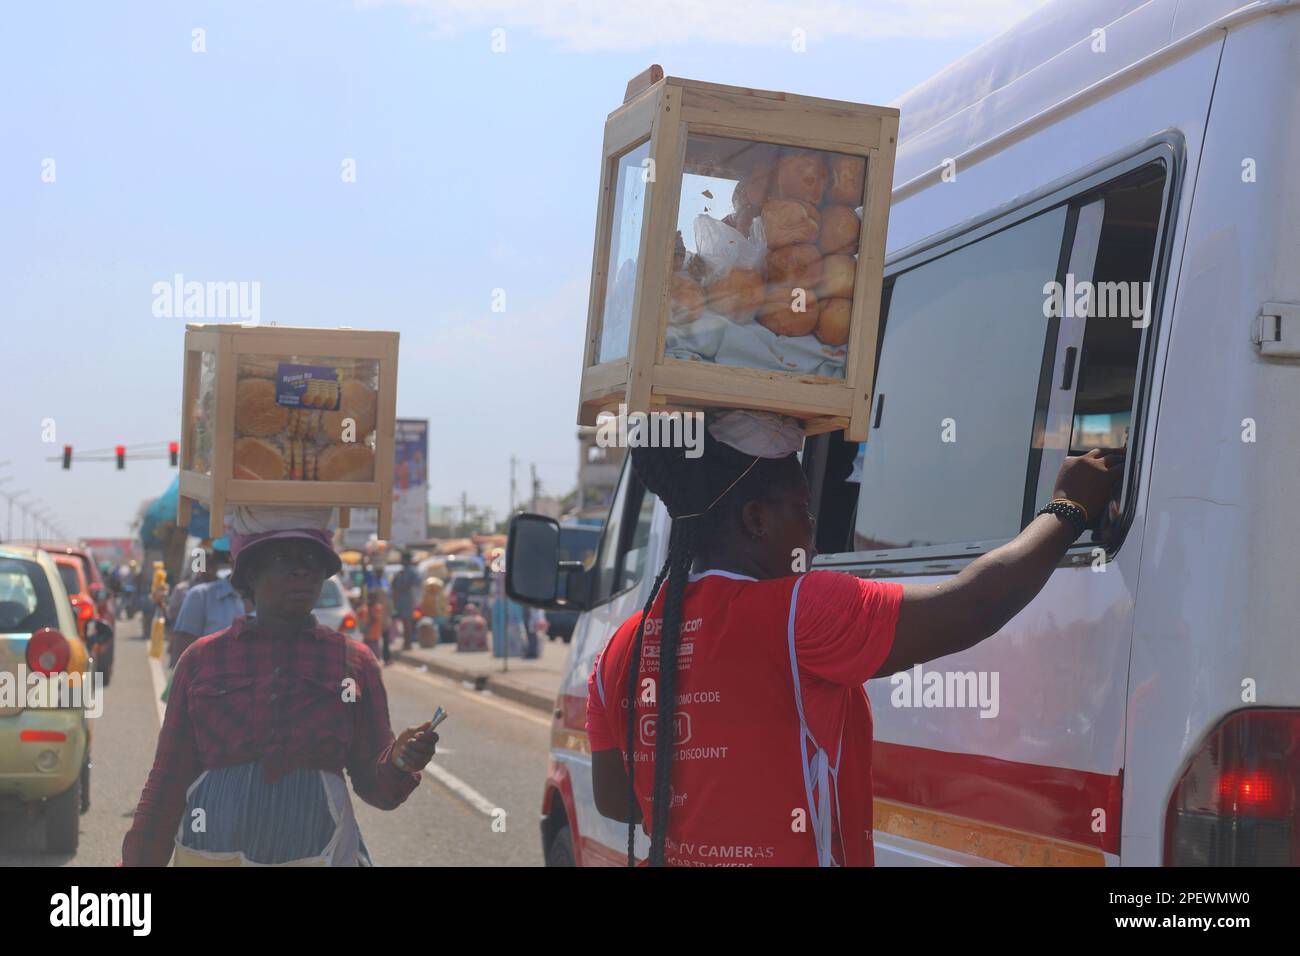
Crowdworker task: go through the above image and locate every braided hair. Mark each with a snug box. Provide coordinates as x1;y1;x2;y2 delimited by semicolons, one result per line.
622;428;802;866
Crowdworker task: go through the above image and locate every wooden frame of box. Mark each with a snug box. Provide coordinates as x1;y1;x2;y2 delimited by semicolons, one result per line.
577;74;899;441
178;324;400;538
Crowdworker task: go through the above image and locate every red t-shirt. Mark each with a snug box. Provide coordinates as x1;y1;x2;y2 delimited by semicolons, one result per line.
587;569;902;866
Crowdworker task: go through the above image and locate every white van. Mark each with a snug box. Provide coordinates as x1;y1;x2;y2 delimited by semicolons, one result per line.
512;0;1300;866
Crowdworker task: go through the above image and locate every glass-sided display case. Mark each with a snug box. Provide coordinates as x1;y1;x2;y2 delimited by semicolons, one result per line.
578;73;898;441
179;324;400;537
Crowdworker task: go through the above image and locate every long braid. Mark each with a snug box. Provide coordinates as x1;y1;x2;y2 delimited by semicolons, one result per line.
623;523;675;867
649;517;697;865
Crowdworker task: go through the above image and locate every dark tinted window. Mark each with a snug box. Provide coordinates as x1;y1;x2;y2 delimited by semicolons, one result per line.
558;527;599;568
0;558;59;633
57;564;81;596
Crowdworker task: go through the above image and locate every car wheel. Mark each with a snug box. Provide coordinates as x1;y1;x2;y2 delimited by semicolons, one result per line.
45;773;81;854
545;819;575;867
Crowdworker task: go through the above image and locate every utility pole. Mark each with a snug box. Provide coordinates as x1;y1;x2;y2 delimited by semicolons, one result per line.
530;463;540;512
460;491;468;534
509;456;517;515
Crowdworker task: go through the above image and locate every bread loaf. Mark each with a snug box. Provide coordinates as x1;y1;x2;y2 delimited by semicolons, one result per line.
818;205;861;255
761;199;821;248
707;269;765;321
766;244;823;288
234;378;290;437
815;298;852;345
758;286;821;337
775;152;828;205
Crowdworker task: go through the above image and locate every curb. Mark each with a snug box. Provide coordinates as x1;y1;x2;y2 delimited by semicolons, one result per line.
392;648;557;715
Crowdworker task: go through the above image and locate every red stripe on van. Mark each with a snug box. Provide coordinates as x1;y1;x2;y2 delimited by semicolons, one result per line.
874;741;1123;855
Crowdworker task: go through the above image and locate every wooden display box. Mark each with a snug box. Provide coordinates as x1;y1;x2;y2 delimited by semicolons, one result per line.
578;70;898;441
179;324;400;538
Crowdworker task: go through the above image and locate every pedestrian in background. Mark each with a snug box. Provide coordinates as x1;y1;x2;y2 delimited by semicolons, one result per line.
365;588;391;664
391;552;421;650
170;549;243;666
456;602;487;653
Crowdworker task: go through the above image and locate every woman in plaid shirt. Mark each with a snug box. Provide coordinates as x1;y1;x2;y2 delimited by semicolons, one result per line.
122;528;439;866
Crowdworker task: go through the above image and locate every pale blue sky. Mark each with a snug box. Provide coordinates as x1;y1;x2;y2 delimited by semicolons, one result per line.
0;0;1045;537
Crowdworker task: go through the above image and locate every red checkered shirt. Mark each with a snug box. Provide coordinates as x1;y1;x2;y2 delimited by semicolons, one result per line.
122;616;421;866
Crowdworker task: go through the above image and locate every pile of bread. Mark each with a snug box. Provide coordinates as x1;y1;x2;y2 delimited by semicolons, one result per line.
670;147;865;346
231;356;379;483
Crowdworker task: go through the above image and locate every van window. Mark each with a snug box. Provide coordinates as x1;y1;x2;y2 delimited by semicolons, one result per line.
855;206;1069;550
813;157;1170;560
592;460;657;603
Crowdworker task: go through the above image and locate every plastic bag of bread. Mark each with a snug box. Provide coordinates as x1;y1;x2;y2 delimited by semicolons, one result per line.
230;352;381;484
693;213;765;275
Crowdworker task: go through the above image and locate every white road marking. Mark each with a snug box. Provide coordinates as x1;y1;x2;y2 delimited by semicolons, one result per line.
421;759;499;817
147;655;167;727
388;664;552;728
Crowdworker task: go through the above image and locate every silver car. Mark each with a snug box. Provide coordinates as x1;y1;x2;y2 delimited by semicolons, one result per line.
313;574;359;639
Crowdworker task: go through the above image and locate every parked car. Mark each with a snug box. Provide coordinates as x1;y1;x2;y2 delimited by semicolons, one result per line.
447;574;492;625
313;574;359;639
0;545;94;853
510;0;1300;867
44;546;114;687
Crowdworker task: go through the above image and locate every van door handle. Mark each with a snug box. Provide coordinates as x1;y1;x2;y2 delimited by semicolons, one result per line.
872;393;885;429
1060;347;1078;390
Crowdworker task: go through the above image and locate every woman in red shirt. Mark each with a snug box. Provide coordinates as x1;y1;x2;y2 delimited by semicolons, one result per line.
587;427;1121;867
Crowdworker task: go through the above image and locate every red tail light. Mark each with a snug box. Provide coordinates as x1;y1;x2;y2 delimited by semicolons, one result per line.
341;614;357;632
27;627;72;675
413;608;424;620
21;730;67;743
1166;709;1300;865
70;596;94;622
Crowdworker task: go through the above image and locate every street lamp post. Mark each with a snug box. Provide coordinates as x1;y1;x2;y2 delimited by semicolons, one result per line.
6;491;31;542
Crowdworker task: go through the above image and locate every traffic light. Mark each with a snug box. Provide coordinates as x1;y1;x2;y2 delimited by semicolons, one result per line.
169;441;179;467
115;445;125;470
62;446;72;469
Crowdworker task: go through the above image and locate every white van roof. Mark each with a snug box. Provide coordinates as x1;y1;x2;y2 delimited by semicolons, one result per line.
889;0;1281;194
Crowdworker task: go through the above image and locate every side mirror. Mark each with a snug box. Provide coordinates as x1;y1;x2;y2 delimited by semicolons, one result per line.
505;513;590;611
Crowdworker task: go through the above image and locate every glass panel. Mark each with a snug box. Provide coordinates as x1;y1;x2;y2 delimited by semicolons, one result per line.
187;349;216;476
1067;167;1164;454
666;133;868;380
618;485;657;591
853;206;1069;551
57;564;80;595
594;460;632;603
232;353;380;483
0;558;58;633
597;140;652;364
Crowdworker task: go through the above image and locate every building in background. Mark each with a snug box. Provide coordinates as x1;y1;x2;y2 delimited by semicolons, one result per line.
339;417;429;548
573;426;625;522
